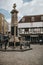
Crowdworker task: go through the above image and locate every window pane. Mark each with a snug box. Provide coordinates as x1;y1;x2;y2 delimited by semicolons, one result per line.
41;16;43;20
31;17;34;21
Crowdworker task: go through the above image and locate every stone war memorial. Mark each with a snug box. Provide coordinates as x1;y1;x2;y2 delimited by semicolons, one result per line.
9;3;19;47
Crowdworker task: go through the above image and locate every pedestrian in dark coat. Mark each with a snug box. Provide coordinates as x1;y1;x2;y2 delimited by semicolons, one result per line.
4;37;8;50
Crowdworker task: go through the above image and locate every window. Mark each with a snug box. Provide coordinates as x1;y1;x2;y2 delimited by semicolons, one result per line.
22;29;24;34
41;28;43;33
31;17;34;21
41;16;43;20
25;29;29;31
19;29;24;34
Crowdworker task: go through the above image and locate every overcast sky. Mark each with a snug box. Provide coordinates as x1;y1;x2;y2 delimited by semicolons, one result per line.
0;0;43;23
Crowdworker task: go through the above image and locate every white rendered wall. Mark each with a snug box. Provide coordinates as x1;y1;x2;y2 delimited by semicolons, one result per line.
18;22;43;28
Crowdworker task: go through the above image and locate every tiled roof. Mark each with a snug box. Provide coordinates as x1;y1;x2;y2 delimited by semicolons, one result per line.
19;14;43;23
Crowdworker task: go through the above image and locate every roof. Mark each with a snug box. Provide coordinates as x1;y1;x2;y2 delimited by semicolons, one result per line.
19;14;43;23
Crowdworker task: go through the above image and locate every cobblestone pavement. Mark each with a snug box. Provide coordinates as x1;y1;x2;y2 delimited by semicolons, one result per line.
0;44;43;65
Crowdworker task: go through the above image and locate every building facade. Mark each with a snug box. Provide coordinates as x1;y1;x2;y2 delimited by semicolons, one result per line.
0;13;9;35
4;19;9;35
18;15;43;43
0;13;4;34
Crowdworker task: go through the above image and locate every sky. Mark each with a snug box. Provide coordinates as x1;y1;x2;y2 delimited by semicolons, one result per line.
0;0;43;23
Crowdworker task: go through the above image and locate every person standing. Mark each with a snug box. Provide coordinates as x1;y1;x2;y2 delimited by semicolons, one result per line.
4;36;8;50
20;37;23;49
